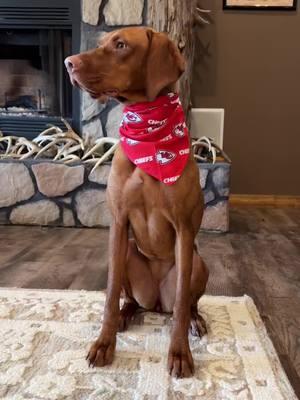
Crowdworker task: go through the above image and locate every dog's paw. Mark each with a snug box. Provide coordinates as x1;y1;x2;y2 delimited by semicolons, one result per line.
190;313;207;337
167;342;194;378
86;335;116;368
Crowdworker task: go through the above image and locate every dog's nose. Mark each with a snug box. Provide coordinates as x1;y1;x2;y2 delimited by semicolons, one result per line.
64;56;83;72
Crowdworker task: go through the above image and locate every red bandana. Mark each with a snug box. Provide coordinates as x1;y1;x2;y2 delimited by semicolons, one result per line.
119;93;190;185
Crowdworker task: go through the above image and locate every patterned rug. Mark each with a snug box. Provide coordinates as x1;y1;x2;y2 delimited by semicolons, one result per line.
0;288;296;400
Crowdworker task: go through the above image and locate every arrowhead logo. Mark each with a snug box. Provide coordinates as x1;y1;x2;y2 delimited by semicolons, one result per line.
126;138;139;146
173;123;186;138
123;111;142;124
156;150;176;165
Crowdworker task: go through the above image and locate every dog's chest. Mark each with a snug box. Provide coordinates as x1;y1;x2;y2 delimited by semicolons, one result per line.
122;171;176;259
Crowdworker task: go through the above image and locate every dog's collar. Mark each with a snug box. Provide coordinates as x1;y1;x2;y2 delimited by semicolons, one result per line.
119;93;190;185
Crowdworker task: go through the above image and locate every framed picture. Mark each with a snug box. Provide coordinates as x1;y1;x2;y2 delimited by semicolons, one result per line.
223;0;297;10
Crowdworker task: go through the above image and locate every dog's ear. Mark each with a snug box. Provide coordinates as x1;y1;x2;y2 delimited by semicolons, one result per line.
145;30;186;101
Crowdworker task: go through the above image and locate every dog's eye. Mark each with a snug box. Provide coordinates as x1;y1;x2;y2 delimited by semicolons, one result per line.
116;41;126;49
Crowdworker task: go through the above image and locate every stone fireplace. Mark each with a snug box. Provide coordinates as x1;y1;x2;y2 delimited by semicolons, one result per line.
0;0;231;233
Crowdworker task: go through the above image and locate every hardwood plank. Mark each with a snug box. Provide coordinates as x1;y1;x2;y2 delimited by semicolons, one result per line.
230;194;300;207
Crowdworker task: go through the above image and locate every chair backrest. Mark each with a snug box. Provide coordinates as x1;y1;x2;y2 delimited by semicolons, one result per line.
191;108;225;149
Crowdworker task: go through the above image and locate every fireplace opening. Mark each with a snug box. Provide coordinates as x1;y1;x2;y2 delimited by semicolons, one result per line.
0;0;81;139
0;28;72;118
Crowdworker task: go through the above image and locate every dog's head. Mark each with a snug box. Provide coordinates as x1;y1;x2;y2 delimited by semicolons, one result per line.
65;27;185;103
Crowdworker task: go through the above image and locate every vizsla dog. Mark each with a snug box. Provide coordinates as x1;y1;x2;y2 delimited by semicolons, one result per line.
65;27;209;378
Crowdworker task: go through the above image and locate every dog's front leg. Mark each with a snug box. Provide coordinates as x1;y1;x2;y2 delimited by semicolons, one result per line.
87;217;128;367
168;226;194;378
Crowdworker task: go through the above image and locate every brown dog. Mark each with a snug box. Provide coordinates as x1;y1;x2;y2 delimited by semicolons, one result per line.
65;27;209;378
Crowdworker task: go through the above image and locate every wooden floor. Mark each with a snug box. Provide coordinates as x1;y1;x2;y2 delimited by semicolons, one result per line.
0;206;299;396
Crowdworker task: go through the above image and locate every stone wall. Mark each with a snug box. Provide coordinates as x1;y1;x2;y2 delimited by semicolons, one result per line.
80;0;147;143
0;160;230;232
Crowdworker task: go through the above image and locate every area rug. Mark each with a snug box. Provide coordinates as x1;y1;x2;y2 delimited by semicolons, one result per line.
0;288;297;400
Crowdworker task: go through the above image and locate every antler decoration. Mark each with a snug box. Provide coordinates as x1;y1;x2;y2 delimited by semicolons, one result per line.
192;137;231;164
0;119;118;170
194;1;211;25
0;129;230;171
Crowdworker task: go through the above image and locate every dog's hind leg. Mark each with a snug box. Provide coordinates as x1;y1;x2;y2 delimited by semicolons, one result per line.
190;305;207;337
118;239;159;331
159;249;209;336
189;251;209;337
118;300;139;332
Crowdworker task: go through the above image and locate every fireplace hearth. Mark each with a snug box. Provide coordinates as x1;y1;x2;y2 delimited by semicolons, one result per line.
0;0;81;139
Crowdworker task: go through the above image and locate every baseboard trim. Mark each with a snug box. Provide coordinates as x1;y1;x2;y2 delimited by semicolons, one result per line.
230;194;300;207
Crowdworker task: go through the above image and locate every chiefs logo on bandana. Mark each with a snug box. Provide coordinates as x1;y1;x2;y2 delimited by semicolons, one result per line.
126;138;139;146
173;123;186;138
123;111;142;124
119;93;190;185
156;150;176;165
